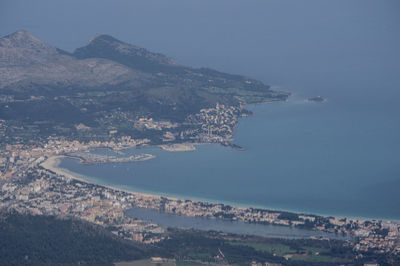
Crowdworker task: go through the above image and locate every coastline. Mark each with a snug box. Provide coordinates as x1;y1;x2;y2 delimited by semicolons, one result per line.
41;156;187;204
159;143;196;152
40;155;399;223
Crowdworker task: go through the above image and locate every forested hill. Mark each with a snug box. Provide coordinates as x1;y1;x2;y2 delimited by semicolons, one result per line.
0;30;289;144
0;211;147;265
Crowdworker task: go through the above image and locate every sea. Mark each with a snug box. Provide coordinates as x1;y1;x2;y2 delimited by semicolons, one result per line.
3;0;399;220
59;90;400;220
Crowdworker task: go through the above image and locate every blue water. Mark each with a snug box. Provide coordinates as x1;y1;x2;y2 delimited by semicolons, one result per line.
3;0;399;219
126;207;348;240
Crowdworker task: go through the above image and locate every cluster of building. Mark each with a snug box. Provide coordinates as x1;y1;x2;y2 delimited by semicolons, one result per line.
134;117;179;131
0;166;165;243
353;220;400;254
0;119;5;141
0;136;150;179
184;103;243;143
129;193;400;255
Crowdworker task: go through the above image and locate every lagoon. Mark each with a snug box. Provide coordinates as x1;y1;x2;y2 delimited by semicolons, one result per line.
125;207;347;240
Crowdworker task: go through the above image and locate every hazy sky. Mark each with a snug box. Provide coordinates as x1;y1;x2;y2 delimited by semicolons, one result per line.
1;0;399;93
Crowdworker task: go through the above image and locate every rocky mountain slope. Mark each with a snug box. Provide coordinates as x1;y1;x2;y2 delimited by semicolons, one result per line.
0;30;150;94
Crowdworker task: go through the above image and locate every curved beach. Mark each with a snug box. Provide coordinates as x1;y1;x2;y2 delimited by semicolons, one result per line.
40;156;184;202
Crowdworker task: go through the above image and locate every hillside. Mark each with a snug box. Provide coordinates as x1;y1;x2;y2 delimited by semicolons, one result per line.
0;211;147;265
0;30;289;145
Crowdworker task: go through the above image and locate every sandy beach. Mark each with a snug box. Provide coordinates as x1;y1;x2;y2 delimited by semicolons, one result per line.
39;156;319;217
41;156;84;181
40;156;183;202
39;155;257;212
40;155;400;223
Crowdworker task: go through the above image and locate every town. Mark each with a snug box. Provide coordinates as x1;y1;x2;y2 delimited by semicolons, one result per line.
1;104;400;262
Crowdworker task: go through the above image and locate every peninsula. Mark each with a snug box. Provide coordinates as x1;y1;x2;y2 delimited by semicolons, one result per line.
64;152;155;164
0;30;289;149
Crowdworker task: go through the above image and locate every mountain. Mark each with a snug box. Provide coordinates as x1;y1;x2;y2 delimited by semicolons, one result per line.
0;30;150;94
74;34;178;72
0;30;289;145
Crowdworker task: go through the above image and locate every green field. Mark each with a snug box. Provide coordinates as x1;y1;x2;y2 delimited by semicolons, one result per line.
228;241;350;264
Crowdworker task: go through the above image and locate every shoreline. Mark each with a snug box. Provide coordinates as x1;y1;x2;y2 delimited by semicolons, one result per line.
40;156;182;202
159;143;196;152
40;155;399;223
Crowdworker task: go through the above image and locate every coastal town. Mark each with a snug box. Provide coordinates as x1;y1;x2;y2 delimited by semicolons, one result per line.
1;23;398;264
183;103;247;146
1;129;400;260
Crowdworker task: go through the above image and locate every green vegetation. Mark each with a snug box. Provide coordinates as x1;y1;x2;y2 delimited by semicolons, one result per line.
1;212;398;265
187;252;213;261
290;254;348;263
228;240;352;264
230;241;296;256
116;259;176;266
0;211;147;265
176;261;209;266
0;32;289;146
229;241;352;264
154;229;359;265
201;86;285;104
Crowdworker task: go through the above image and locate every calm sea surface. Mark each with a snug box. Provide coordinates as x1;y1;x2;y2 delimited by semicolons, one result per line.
5;0;397;220
125;207;348;240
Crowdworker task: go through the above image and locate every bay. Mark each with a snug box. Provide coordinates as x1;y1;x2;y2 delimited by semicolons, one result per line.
8;0;397;220
59;93;400;220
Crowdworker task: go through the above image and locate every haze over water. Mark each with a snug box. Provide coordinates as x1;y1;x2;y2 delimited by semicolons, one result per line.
3;0;399;219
